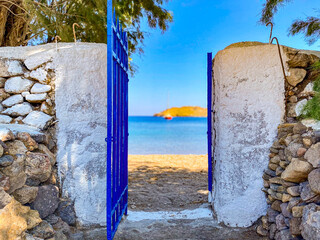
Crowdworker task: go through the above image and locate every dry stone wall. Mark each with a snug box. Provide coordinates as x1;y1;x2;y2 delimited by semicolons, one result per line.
0;55;73;239
0;43;108;239
257;47;320;240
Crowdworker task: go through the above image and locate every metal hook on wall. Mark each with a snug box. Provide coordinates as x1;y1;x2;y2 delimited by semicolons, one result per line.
72;23;80;44
271;36;287;81
266;22;273;44
55;35;61;51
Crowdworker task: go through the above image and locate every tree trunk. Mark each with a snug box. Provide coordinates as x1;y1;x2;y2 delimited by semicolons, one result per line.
0;0;28;46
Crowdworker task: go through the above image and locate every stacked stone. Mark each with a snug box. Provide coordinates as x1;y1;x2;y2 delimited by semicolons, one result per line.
0;56;79;239
0;56;55;129
283;47;320;121
258;123;320;240
257;48;320;240
0;127;77;240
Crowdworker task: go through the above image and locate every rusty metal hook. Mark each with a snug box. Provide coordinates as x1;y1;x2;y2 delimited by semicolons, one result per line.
266;22;273;44
72;23;80;43
55;35;61;51
271;37;287;81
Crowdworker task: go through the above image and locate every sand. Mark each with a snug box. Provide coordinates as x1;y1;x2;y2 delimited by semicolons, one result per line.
128;154;208;211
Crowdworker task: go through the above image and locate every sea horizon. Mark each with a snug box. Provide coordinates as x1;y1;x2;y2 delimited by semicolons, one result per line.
129;116;207;155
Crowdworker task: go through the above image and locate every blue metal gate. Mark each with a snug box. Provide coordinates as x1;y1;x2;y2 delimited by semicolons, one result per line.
207;53;213;193
107;1;129;239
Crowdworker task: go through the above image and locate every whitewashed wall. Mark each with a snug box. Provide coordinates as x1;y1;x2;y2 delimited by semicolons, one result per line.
212;44;286;227
54;43;108;226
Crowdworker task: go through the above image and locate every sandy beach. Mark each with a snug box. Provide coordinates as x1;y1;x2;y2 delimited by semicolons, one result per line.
128;154;208;211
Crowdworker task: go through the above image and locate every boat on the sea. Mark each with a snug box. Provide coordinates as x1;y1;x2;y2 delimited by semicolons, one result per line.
164;115;173;120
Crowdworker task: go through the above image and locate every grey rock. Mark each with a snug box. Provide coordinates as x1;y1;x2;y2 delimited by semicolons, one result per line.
287;197;302;212
25;93;47;103
301;203;320;240
276;214;288;231
45;214;61;225
32;185;59;218
285;142;304;158
2;102;33;117
24;53;52;70
268;208;280;223
270;223;277;239
305;143;320;168
0;154;27;193
0;155;13;167
25;152;51;182
0;173;10;191
0;115;12;124
5;140;27;155
52;218;71;236
4;76;34;93
300;182;320;203
29;68;48;84
0;124;47;143
280;203;291;218
287;186;300;197
0;60;24;77
293;123;308;135
2;94;23;107
53;231;68;240
31;83;51;93
38;144;55;166
23;111;52;130
7;172;27;194
30;220;55;239
274;229;292;240
308;169;320;194
289;217;301;236
70;232;84;240
0;187;12;209
57;200;76;226
265;168;277;177
12;186;38;204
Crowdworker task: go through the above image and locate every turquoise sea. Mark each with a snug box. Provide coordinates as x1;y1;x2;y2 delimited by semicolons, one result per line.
128;116;207;155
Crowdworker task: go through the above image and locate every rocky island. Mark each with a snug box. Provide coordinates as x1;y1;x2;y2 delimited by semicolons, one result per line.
154;106;207;117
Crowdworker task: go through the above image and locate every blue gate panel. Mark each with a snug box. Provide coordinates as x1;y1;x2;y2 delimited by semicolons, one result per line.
107;1;129;239
207;53;213;192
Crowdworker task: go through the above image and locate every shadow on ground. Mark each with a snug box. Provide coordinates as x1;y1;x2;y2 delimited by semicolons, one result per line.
114;217;261;240
128;165;208;211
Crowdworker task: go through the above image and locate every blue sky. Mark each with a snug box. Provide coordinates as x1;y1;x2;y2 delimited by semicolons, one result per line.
129;0;320;116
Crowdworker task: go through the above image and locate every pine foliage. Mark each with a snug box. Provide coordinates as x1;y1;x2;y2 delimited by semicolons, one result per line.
260;0;320;45
24;0;173;54
22;0;172;73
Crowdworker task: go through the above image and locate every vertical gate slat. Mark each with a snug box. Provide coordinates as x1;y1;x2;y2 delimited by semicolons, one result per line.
207;53;213;193
107;1;129;239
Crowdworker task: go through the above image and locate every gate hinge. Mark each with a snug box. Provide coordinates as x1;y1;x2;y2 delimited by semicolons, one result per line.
105;137;114;142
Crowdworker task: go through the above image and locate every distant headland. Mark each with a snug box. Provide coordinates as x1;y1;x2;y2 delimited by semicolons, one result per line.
154;106;207;117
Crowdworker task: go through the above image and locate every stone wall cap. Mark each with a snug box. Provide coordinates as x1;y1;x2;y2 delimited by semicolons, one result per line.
0;43;107;60
0;124;43;137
